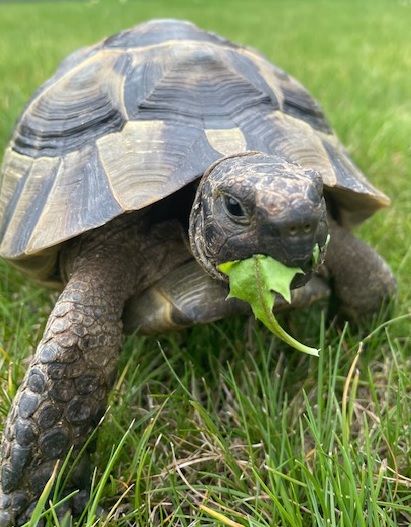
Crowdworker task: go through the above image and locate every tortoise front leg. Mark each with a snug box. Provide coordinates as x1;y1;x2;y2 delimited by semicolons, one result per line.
0;240;137;526
325;220;396;319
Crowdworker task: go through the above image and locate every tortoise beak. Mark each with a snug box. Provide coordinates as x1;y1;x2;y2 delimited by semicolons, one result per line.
257;206;329;289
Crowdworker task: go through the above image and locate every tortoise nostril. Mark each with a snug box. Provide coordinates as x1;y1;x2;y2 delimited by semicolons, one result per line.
287;223;314;237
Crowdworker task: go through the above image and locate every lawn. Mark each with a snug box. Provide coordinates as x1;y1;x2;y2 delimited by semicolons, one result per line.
0;0;410;525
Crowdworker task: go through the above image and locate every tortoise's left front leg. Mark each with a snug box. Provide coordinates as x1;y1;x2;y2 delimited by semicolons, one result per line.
0;230;138;526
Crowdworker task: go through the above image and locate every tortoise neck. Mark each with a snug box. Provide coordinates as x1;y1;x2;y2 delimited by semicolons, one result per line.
60;213;193;301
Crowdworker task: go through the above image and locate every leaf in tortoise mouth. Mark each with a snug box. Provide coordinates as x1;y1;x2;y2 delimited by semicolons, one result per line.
218;254;319;357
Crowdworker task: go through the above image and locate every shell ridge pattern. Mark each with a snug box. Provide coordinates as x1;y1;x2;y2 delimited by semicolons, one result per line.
239;47;331;133
320;137;390;204
223;48;281;111
26;145;123;255
124;46;177;122
228;107;281;155
96;119;217;212
12;50;129;158
238;48;287;106
13;48;120;132
0;153;30;246
1;157;62;257
264;111;337;186
128;42;272;125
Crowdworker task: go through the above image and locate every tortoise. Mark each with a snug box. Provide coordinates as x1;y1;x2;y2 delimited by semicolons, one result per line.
0;19;396;525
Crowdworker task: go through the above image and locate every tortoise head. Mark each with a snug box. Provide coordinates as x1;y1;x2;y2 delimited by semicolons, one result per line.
189;151;329;286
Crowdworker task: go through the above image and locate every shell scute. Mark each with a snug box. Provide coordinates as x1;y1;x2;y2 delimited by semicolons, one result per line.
97;120;217;211
125;43;275;126
26;145;123;255
0;156;60;258
0;150;30;244
13;52;129;158
279;76;332;133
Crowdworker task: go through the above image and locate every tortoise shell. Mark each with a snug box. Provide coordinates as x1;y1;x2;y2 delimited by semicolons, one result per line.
0;19;389;284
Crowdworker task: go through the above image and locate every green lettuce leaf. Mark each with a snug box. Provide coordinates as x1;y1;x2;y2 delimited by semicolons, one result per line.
218;255;319;356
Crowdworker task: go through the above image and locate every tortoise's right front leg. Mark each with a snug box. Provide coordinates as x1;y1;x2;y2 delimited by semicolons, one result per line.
123;260;331;334
0;236;137;526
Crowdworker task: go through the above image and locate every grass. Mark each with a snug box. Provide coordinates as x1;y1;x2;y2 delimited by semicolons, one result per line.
0;0;410;525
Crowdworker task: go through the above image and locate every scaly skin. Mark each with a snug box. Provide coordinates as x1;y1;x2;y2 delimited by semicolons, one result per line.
0;214;191;526
325;220;397;319
0;231;137;525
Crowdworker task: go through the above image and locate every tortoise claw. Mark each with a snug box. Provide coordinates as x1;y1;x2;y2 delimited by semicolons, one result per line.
0;490;30;527
0;486;92;526
0;511;12;527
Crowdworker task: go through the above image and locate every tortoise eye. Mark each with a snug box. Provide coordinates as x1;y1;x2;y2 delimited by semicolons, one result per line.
223;195;247;220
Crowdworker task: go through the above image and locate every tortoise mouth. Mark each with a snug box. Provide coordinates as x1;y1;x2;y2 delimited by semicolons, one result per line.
189;209;329;285
280;232;329;289
290;267;312;289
